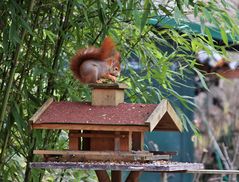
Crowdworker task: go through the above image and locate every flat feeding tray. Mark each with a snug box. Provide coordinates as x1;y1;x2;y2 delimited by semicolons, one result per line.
30;161;204;172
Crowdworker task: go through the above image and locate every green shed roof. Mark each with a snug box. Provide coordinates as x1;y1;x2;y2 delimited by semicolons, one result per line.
148;16;237;43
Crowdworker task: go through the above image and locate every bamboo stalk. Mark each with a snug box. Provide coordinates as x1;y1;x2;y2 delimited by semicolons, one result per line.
0;0;35;130
0;0;36;168
46;0;73;94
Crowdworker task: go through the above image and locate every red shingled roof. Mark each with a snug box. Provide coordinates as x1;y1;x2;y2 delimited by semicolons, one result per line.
31;99;183;132
35;101;157;126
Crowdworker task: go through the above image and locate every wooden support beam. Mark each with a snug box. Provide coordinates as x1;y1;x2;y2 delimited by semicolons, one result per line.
125;171;141;182
111;170;121;182
69;133;127;138
95;170;111;182
69;130;80;150
160;173;168;182
32;123;148;132
114;132;120;151
128;131;132;151
186;169;239;174
29;98;53;124
82;130;90;151
132;132;144;151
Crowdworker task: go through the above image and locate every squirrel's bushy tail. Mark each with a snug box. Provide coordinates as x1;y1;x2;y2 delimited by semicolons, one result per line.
70;47;101;81
70;36;117;81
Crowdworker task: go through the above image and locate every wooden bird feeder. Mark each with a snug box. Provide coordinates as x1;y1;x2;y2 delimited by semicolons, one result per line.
30;83;203;182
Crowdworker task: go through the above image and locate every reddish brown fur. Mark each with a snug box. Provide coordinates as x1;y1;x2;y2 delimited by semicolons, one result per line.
70;37;121;83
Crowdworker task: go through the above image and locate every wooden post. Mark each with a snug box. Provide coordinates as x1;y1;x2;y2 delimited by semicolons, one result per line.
128;131;132;151
82;130;91;150
90;83;128;106
111;170;121;182
125;171;141;182
132;132;144;150
69;130;80;150
95;170;111;182
160;173;168;182
114;131;120;151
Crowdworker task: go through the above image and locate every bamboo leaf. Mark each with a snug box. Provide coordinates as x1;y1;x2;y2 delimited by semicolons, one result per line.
158;4;172;16
140;0;151;33
220;26;228;46
205;27;214;46
193;68;209;91
19;17;33;35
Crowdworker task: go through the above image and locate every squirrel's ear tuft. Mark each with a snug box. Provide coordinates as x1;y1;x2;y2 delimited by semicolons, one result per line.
115;52;121;62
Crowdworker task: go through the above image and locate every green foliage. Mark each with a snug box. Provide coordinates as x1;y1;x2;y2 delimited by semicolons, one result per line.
0;0;239;181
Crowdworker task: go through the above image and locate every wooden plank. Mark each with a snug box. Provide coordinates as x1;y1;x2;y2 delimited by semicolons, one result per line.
128;131;132;151
125;171;141;182
35;150;172;160
69;133;128;138
111;171;121;182
146;155;170;160
166;101;183;132
114;132;120;151
40;154;170;162
33;150;166;162
149;151;177;156
32;123;149;132
29;98;53;123
69;130;80;150
92;89;124;106
90;132;115;151
95;170;111;182
119;132;129;151
30;161;204;171
33;150;153;156
132;132;144;151
186;169;239;174
44;154;153;162
140;132;144;150
89;83;128;89
145;99;183;132
145;99;167;132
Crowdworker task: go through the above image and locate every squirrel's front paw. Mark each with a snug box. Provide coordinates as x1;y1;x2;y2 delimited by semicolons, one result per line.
96;79;103;83
111;76;117;82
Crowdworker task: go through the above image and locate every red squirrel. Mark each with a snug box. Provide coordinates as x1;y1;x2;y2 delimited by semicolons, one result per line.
70;37;121;83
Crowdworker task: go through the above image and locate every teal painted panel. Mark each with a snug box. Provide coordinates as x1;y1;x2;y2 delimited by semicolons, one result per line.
139;75;195;182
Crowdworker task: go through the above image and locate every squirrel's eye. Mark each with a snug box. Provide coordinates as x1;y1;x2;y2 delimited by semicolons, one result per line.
114;67;118;71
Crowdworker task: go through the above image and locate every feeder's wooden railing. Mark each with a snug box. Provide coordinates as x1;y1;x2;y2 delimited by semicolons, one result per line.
33;150;171;162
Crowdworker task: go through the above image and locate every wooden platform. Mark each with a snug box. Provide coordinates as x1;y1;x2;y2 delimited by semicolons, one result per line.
30;161;204;172
33;150;171;162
